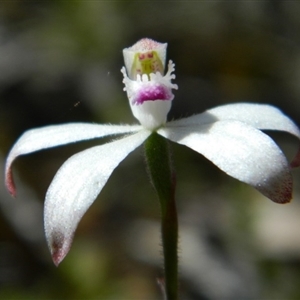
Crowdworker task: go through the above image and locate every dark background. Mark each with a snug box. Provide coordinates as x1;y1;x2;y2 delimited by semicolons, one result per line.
1;1;300;299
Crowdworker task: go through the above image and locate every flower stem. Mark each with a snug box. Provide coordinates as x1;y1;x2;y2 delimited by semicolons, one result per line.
144;132;178;300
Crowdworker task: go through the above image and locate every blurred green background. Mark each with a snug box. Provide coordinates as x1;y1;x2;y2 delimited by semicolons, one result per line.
1;1;300;299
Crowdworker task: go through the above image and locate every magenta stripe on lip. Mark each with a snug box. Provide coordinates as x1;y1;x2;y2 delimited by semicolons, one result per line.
134;84;173;105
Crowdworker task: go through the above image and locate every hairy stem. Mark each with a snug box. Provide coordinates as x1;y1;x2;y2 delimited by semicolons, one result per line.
144;132;178;300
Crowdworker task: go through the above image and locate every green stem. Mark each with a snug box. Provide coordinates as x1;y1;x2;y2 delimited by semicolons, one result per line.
144;132;178;300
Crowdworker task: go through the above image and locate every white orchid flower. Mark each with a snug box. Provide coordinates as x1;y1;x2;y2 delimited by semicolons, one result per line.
5;38;300;266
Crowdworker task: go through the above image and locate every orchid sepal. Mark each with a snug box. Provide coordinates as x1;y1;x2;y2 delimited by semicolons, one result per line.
44;129;151;265
5;123;142;197
159;119;294;203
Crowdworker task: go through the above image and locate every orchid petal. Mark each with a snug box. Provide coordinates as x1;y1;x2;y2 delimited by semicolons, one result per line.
167;103;300;168
168;103;300;138
5;123;142;196
44;129;150;266
159;120;292;203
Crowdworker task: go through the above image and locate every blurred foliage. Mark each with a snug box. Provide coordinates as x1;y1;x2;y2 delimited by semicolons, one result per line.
1;1;300;299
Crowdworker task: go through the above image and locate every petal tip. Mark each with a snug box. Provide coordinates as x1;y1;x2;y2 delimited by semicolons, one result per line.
52;248;66;267
5;167;17;197
290;148;300;168
273;194;292;204
48;229;72;266
268;182;292;204
257;175;293;204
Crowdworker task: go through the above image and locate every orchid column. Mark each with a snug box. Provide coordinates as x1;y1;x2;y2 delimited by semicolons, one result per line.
122;39;179;299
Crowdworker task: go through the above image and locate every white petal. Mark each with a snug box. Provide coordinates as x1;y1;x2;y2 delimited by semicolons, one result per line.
5;123;141;196
168;103;300;138
44;129;150;265
159;120;292;203
167;103;300;169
